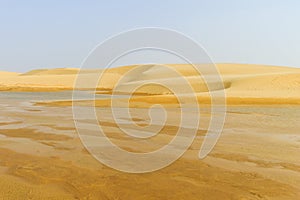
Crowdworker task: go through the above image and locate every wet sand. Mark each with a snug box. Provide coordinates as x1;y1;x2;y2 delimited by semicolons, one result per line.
0;92;299;199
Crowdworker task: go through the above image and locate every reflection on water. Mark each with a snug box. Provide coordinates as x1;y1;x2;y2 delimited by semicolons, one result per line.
0;91;129;104
1;91;299;117
0;91;107;101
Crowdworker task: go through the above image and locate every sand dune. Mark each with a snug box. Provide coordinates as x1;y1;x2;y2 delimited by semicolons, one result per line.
0;71;19;76
1;64;300;105
227;73;300;97
21;68;80;76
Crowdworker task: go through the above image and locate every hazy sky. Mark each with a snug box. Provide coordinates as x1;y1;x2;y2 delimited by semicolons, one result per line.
0;0;299;72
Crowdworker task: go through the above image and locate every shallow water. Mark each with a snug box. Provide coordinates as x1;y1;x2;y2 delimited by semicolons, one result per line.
0;91;125;101
0;92;299;199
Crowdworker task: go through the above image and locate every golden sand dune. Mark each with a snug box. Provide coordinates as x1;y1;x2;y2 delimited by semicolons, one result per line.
217;63;300;75
0;74;75;91
20;68;79;76
1;64;300;105
0;71;20;76
227;73;300;97
106;64;300;96
0;68;122;91
20;68;105;76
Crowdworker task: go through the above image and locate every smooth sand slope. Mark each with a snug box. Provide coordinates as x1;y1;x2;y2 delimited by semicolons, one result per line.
1;64;300;105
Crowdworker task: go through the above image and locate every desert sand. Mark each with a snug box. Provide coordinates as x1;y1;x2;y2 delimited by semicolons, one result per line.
1;64;300;105
0;64;299;199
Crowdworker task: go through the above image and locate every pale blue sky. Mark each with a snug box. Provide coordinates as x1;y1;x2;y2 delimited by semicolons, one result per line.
0;0;299;72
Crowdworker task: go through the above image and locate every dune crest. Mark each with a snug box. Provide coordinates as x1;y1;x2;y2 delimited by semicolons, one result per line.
20;68;80;76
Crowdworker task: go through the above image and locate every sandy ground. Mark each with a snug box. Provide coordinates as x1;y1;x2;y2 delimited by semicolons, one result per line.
0;97;299;199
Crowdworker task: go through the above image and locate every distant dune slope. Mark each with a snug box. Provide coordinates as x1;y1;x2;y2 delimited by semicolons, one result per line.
1;64;300;104
20;68;80;76
0;71;20;76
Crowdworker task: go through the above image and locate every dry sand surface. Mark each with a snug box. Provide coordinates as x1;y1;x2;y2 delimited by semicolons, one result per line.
0;64;300;199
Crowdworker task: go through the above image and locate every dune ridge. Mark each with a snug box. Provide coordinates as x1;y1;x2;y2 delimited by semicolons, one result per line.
1;64;300;105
